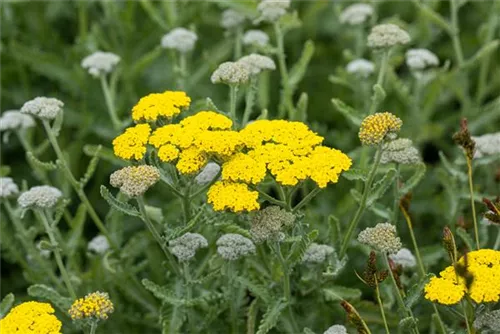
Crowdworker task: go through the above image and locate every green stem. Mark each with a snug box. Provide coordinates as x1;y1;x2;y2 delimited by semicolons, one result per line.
369;51;389;115
16;131;49;183
177;53;187;90
100;75;121;130
227;262;239;334
229;84;239;125
461;301;473;334
391;164;400;224
355;26;364;57
183;262;195;332
90;321;98;334
400;205;426;277
42;120;118;250
182;185;192;223
340;146;383;258
466;158;480;249
374;277;390;334
39;210;76;299
3;200;61;287
234;26;243;60
274;22;294;119
242;76;258;126
450;0;465;66
254;187;286;207
292;188;321;213
137;196;181;276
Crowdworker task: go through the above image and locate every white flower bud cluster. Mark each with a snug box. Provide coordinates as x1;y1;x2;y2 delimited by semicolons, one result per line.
358;222;402;254
169;233;208;261
472;132;500;158
324;325;348;334
195;162;221;185
88;235;110;254
257;0;291;22
302;243;334;264
346;59;375;77
221;9;246;29
216;233;256;260
20;97;64;120
161;28;198;53
473;309;500;331
0;177;19;198
406;48;439;70
243;30;270;47
381;138;421;165
211;61;250;85
17;185;63;209
237;54;276;75
0;110;35;132
250;206;295;243
367;24;410;49
340;4;374;25
110;165;160;197
389;248;416;269
81;51;121;78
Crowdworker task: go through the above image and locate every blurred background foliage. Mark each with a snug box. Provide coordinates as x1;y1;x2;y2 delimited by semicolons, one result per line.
1;1;499;332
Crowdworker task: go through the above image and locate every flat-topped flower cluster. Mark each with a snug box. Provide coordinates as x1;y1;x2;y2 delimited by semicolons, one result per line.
112;91;351;212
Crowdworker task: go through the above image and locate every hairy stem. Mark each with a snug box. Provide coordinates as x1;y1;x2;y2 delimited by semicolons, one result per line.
229;84;239;125
100;75;121;130
39;210;76;299
274;22;294;119
399;204;426;277
340;145;383;258
374;277;390;334
242;76;258;126
466;157;480;249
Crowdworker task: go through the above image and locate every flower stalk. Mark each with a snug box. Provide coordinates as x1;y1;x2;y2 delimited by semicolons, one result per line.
99;74;121;130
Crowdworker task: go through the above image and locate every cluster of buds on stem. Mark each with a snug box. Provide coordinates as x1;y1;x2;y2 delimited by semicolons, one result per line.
483;197;500;225
452;118;475;161
442;226;458;264
357;251;388;289
340;300;369;334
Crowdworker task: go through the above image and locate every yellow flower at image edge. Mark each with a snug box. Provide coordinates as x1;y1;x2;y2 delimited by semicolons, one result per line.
424;249;500;305
69;291;114;321
0;301;62;334
113;124;151;160
358;112;402;145
132;90;191;122
208;181;260;212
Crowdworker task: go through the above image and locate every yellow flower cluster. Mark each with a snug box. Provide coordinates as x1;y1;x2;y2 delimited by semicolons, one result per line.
424;249;500;305
149;111;240;174
112;124;151;160
132;91;191;122
207;181;260;212
0;301;62;333
358;112;402;145
68;291;114;321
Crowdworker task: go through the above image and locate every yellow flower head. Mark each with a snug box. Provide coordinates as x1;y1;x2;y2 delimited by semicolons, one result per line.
308;146;353;188
132;91;191;122
176;146;208;175
0;301;62;334
112;124;151;160
358;112;402;145
207;181;260;212
68;291;114;321
424;249;500;305
180;111;233;130
222;153;267;184
194;130;242;158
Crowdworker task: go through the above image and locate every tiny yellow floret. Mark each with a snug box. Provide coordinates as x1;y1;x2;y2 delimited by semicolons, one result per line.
112;124;151;160
358;112;402;145
0;301;62;334
132;91;191;122
207;181;260;212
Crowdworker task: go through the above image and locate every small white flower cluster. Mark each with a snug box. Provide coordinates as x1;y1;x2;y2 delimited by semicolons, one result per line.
257;0;291;22
472;132;500;158
161;28;198;53
20;97;64;120
367;23;411;49
110;165;160;197
346;59;375;77
237;53;276;75
0;110;35;132
358;222;402;254
250;206;295;243
0;177;19;198
195;162;221;185
216;233;256;260
302;243;334;264
88;235;110;254
81;51;121;78
211;61;250;85
323;325;348;334
17;185;63;209
381;138;421;165
406;48;439;70
221;9;246;29
243;30;270;48
169;233;208;261
340;4;374;25
389;248;416;269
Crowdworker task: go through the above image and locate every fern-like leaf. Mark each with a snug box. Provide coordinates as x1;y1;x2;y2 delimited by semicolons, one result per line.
27;284;72;312
100;185;141;217
26;151;57;171
79;145;101;187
